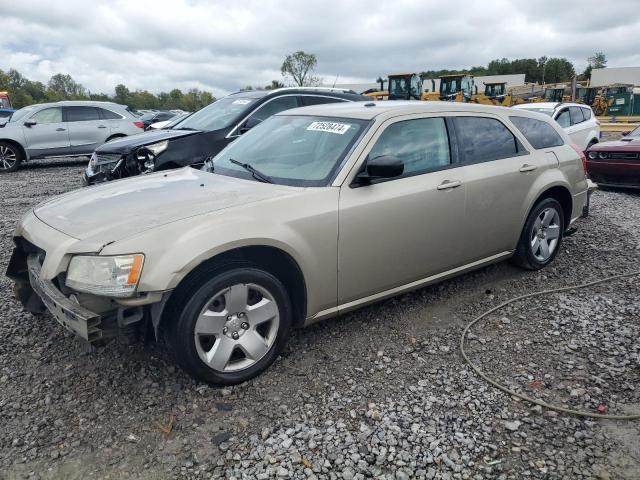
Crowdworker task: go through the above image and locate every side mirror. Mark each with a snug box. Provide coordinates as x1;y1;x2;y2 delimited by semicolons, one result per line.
354;155;404;186
24;120;37;127
239;116;262;134
622;130;630;136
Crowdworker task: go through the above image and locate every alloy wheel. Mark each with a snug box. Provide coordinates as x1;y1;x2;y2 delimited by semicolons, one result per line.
0;145;17;170
193;283;280;372
530;207;561;262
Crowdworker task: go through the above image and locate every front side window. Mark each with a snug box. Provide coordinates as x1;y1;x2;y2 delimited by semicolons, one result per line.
65;106;100;122
300;95;344;106
368;118;450;175
509;116;564;149
555;109;570;128
247;96;299;123
211;115;368;186
32;107;62;124
454;116;521;163
569;107;584;125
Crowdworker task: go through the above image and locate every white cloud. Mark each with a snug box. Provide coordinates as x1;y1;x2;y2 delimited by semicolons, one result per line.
1;0;639;97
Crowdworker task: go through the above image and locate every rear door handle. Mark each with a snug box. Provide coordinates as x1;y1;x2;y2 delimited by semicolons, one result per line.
55;128;66;131
437;180;462;190
519;164;537;173
97;125;107;129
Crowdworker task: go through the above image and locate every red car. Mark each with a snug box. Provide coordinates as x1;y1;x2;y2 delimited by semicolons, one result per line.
586;126;640;189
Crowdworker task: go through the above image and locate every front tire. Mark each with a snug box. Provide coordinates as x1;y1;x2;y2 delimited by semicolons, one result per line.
0;142;23;173
512;198;565;270
167;265;292;385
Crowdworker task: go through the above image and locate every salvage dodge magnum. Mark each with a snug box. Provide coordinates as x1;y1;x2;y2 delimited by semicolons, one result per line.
7;102;589;385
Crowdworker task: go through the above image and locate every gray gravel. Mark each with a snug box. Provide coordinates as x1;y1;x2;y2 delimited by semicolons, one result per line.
1;157;640;479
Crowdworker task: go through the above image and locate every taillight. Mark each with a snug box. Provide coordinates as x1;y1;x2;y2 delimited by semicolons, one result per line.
134;121;144;129
570;144;588;177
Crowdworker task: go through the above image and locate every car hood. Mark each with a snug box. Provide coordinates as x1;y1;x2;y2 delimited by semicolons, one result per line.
95;129;201;154
33;167;298;245
589;138;640;151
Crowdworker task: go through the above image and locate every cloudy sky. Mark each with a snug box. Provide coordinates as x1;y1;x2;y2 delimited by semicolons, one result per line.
2;0;640;97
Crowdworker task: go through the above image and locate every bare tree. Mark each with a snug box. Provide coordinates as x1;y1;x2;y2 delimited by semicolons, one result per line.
281;51;319;86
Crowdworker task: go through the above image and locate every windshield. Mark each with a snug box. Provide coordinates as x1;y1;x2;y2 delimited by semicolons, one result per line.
172;97;258;132
209;115;369;186
7;106;35;123
440;79;461;96
389;77;409;96
629;126;640;137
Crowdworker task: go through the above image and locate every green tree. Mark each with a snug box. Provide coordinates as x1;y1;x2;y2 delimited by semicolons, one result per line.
47;73;86;100
281;51;318;86
543;57;575;84
113;84;131;106
264;80;285;90
588;51;607;69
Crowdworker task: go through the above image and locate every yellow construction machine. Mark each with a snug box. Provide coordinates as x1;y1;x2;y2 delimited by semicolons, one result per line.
364;73;424;100
470;82;528;106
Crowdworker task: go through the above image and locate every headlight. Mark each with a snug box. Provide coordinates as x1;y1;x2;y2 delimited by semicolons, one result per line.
598;152;608;160
587;151;598;160
144;140;168;156
66;254;144;297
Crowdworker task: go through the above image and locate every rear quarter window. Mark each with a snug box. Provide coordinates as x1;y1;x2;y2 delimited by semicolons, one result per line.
453;116;523;163
98;108;123;120
581;107;592;120
509;116;564;149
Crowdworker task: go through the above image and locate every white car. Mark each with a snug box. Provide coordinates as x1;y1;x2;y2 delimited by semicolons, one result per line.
513;102;600;151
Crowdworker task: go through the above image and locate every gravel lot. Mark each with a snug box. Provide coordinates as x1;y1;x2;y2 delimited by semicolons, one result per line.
1;156;639;480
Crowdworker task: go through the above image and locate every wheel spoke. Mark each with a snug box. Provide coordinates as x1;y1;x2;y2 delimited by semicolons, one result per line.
533;216;542;231
546;225;560;240
540;239;550;259
542;209;555;227
207;337;236;370
194;310;227;336
224;284;248;313
246;297;277;326
238;330;269;360
531;236;540;252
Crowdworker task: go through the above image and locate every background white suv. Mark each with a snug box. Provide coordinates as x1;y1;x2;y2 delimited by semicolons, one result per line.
513;102;600;151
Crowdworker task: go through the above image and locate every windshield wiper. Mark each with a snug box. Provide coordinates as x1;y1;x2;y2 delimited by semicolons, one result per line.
174;127;200;131
229;158;272;183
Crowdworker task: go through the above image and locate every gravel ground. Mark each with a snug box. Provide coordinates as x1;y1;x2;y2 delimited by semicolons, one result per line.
1;156;639;480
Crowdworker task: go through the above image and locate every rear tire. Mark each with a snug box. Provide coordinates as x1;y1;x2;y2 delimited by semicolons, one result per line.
511;198;565;270
0;141;23;173
165;263;292;385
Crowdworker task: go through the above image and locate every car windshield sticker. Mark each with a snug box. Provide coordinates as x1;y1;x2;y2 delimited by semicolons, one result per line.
306;121;350;134
232;99;251;105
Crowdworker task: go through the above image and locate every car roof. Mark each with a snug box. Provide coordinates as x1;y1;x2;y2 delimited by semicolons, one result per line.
227;87;367;102
514;102;593;110
277;100;553;121
20;100;127;109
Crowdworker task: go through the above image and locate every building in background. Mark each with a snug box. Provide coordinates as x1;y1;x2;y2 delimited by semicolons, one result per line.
591;67;640;87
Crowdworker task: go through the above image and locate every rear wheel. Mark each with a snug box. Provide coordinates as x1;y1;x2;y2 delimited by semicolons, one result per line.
166;264;292;385
0;142;22;173
512;198;565;270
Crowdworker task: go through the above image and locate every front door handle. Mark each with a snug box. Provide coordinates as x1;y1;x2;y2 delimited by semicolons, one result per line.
55;128;66;131
97;125;107;128
437;180;462;190
519;164;537;173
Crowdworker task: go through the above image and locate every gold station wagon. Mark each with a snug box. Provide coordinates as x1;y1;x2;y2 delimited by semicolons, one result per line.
7;101;589;384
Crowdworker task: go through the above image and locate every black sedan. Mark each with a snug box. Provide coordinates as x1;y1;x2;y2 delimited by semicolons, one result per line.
84;88;368;184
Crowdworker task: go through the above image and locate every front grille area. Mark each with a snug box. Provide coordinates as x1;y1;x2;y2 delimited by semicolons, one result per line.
609;152;639;161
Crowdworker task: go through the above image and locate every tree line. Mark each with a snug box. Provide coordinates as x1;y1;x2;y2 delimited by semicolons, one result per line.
0;69;217;111
420;52;607;85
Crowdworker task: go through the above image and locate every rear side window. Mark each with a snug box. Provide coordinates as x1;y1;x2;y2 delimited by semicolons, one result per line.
581;107;592;120
65;106;100;122
569;106;584;125
300;96;345;106
509;116;564;149
368;117;450;176
454;117;521;163
98;108;123;120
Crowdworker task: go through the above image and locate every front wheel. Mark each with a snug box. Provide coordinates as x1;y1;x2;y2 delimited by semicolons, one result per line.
512;198;565;270
0;142;22;173
167;266;292;385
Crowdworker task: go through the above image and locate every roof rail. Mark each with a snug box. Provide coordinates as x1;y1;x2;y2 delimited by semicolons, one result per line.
272;86;357;94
